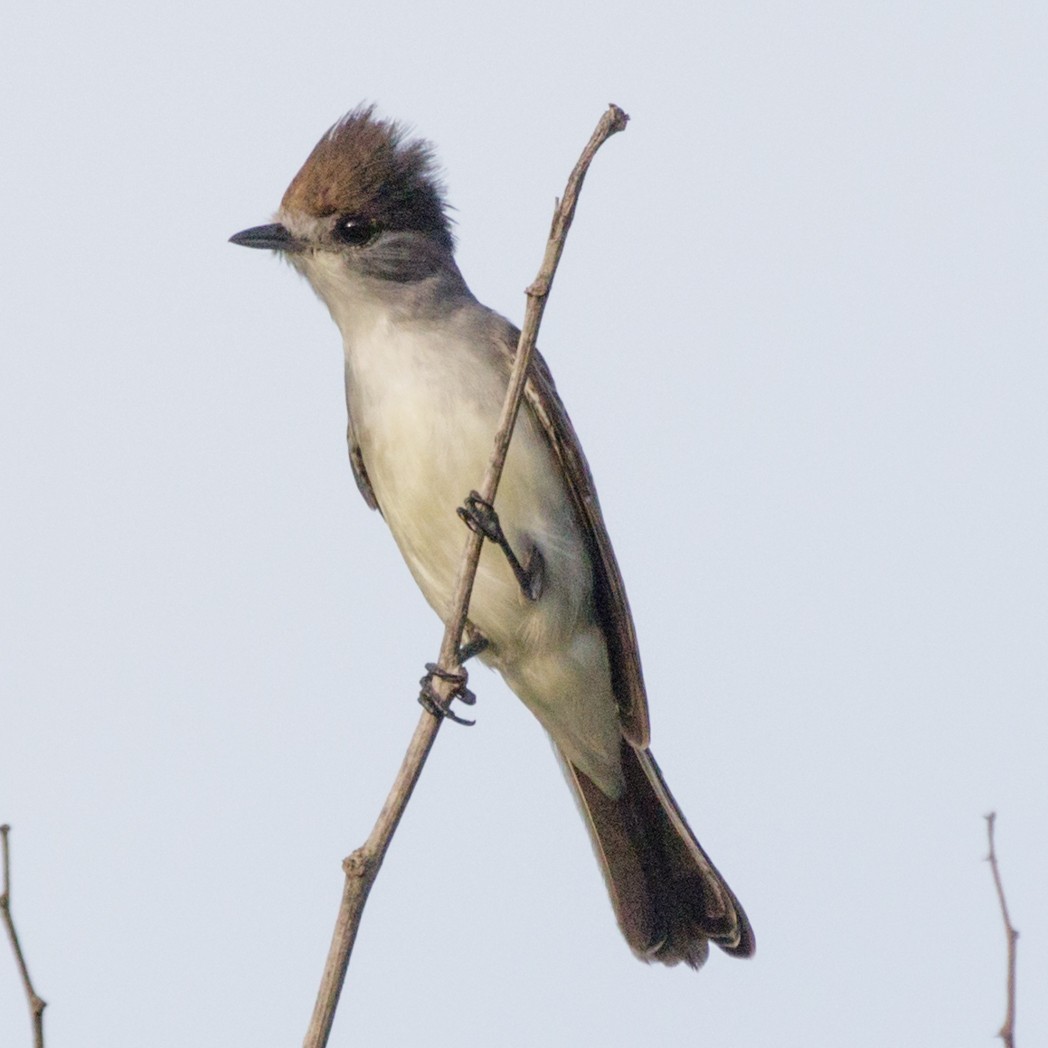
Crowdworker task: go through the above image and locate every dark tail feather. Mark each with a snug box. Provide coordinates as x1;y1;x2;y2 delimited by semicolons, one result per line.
562;741;754;968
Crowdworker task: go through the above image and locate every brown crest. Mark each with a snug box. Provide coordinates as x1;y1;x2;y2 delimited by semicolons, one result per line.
280;105;453;248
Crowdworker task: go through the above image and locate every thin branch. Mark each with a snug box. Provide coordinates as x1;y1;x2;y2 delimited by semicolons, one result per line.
302;104;629;1048
1;825;46;1048
985;813;1018;1048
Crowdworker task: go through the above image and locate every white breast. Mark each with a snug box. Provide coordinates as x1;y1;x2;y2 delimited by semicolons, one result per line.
345;306;591;652
302;252;623;793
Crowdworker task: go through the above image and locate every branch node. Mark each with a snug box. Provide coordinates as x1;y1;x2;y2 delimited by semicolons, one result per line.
342;849;372;881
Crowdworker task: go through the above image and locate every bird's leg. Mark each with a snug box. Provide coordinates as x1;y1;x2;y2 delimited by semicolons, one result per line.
457;491;545;601
418;662;476;726
457;627;489;664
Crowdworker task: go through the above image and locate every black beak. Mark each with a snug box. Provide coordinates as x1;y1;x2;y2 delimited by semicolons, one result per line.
229;223;302;251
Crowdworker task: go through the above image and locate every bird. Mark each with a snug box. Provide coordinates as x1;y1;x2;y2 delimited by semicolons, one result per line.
231;105;754;967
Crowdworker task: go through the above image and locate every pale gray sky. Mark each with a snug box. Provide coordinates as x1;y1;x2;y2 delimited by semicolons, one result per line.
2;3;1046;1046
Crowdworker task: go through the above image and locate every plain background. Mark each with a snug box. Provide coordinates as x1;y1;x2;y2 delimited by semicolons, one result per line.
2;3;1045;1046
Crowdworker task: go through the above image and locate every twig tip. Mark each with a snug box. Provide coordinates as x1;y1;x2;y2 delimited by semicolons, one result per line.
606;104;630;131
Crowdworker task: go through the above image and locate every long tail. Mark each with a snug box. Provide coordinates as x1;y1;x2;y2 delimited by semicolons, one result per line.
562;741;755;968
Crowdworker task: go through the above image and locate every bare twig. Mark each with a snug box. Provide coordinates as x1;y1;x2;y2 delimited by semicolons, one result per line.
985;813;1018;1048
302;104;629;1048
1;825;46;1048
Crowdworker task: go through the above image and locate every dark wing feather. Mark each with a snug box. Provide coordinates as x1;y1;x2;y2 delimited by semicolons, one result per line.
502;325;650;746
345;373;379;512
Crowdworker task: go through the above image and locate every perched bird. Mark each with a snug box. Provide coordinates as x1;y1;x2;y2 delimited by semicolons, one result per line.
231;106;753;967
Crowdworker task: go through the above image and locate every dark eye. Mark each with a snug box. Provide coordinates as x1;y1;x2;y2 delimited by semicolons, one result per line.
333;215;379;246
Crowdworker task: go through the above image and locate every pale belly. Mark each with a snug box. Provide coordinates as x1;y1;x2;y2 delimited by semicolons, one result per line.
344;321;624;793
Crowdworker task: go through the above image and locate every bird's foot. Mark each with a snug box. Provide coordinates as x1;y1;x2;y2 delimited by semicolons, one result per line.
457;491;544;601
418;662;476;726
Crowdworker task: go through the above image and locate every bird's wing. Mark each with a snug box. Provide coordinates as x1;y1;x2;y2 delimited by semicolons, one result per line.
344;377;379;512
509;329;650;746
